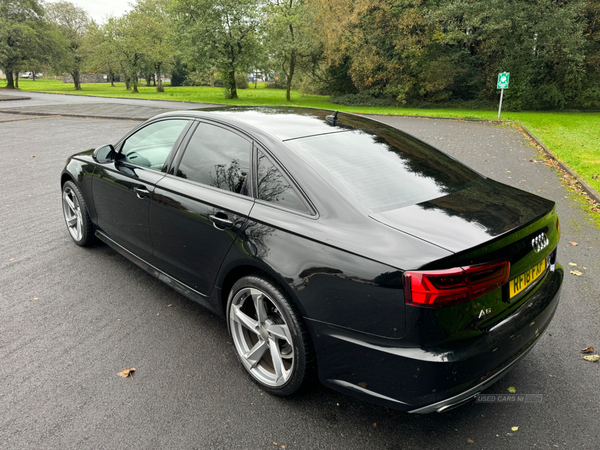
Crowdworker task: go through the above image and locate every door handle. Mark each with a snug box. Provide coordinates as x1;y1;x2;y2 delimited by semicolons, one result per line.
134;186;150;199
209;213;234;230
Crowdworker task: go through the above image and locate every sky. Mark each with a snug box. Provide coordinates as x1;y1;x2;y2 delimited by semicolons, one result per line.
46;0;132;23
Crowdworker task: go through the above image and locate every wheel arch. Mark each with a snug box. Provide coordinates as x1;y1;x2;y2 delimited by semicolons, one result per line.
61;157;98;224
217;261;307;320
61;171;75;187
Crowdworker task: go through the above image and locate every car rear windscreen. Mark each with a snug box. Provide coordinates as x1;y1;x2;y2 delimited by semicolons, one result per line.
290;128;480;212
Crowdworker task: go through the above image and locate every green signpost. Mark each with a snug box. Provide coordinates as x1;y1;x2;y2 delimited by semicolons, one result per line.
497;72;510;119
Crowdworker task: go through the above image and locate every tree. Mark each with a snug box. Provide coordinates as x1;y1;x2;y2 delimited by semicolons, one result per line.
582;0;600;106
170;0;261;98
44;1;90;90
90;14;147;93
129;0;174;92
0;0;47;88
309;0;432;103
263;0;319;101
84;21;118;86
434;0;589;109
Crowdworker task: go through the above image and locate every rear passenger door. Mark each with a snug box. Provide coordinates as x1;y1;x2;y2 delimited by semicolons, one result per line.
149;121;254;296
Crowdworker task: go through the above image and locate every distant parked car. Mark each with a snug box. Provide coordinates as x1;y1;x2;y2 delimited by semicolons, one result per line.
20;72;42;79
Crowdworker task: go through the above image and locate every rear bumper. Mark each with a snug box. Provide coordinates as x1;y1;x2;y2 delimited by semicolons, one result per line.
307;265;563;413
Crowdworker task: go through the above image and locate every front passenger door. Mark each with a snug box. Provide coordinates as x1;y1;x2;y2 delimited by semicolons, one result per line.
93;119;191;263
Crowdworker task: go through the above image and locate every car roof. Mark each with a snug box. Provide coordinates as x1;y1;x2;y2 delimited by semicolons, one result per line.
161;106;379;141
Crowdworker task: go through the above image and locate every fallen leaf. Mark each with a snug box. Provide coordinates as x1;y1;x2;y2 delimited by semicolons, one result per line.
118;367;136;378
568;262;577;266
31;155;35;158
583;355;600;362
373;423;377;428
33;297;39;300
569;242;578;246
9;258;14;261
549;374;556;377
358;382;367;388
507;386;516;393
581;346;594;353
570;270;582;276
167;304;172;307
467;438;474;444
512;426;519;432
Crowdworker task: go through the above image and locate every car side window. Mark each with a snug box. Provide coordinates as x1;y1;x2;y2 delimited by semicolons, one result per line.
176;122;251;195
257;150;310;214
121;119;188;171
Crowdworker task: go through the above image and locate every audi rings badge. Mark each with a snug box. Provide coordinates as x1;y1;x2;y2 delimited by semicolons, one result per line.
532;233;549;253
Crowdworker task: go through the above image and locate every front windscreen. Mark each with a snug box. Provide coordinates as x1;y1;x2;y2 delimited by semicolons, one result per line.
290;128;480;212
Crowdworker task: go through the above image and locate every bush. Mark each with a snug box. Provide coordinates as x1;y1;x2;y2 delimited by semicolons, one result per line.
182;71;206;86
170;60;189;87
182;70;223;87
295;76;329;95
330;91;399;107
326;59;357;96
235;73;248;90
264;81;286;89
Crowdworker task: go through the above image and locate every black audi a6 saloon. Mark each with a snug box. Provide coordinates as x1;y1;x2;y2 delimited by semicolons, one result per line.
61;107;563;413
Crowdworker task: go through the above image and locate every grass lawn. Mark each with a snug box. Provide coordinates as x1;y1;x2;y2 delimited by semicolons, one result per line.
8;78;600;196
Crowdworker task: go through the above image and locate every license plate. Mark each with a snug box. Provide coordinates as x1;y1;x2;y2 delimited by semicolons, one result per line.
509;258;547;298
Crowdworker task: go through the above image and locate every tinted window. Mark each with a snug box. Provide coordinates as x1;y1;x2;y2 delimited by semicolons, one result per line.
177;123;251;195
121;119;188;170
257;151;309;213
291;129;478;211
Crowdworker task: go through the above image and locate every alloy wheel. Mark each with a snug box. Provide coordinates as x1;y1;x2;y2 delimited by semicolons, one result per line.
62;186;83;242
229;287;295;387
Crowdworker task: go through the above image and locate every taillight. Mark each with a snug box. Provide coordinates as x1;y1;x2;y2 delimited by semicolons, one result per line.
404;261;510;307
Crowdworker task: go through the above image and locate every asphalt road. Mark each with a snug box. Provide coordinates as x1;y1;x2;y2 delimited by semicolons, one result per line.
1;92;599;449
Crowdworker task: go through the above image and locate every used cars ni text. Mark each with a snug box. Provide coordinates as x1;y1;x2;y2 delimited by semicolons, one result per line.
61;107;563;413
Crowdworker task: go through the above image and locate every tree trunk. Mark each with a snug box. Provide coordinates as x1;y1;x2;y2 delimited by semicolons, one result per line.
286;51;296;102
125;76;131;90
110;72;115;87
228;70;238;99
72;71;82;90
152;74;156;86
132;75;138;93
156;63;164;93
14;73;19;89
146;74;151;87
5;71;15;89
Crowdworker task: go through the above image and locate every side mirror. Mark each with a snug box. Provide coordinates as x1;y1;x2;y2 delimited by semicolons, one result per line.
92;144;115;163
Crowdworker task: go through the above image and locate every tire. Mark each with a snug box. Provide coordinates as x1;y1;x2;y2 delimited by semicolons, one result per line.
61;180;95;247
227;275;313;396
